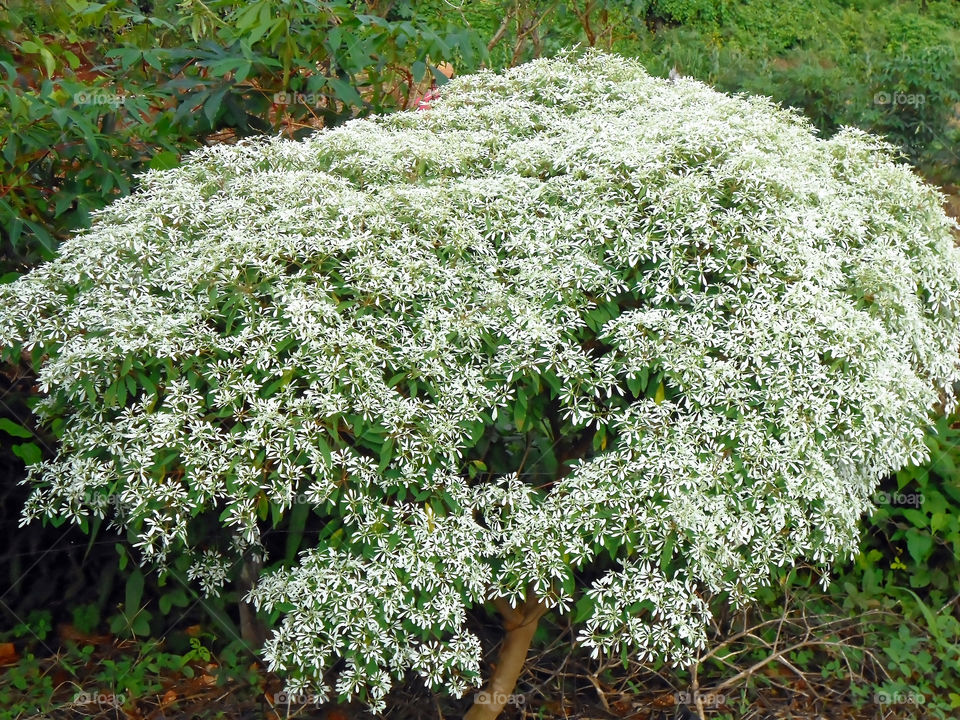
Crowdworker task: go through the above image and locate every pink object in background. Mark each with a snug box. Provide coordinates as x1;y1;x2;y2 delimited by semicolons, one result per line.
416;87;441;110
414;62;454;110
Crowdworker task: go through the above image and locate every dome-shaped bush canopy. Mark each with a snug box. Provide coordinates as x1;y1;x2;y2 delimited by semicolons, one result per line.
4;51;960;715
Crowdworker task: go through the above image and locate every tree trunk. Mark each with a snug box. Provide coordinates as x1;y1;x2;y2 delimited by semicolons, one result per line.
237;554;267;649
464;592;547;720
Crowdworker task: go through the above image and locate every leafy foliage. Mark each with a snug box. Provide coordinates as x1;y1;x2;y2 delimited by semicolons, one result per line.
0;0;485;273
0;617;260;720
824;412;960;718
623;0;960;185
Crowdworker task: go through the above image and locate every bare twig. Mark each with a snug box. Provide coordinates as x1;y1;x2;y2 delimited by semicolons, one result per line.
486;9;515;53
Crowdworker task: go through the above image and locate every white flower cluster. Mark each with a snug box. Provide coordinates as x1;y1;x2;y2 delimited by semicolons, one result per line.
3;50;960;709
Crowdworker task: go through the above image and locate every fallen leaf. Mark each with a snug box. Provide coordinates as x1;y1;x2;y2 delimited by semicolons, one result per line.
0;643;18;664
57;623;110;645
651;693;676;708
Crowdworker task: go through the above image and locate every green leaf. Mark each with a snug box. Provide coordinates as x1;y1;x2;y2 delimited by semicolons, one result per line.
327;77;363;107
905;529;934;565
660;533;676;570
902;508;928;528
654;382;666;404
125;569;145;613
131;611;151;636
0;418;33;438
285;500;310;563
378;436;395;472
149;151;180;171
592;423;607;452
572;594;594;623
204;86;229;125
412;60;426;82
39;47;56;76
12;442;42;465
513;390;528;431
116;543;129;571
159;588;188;615
542;370;562;395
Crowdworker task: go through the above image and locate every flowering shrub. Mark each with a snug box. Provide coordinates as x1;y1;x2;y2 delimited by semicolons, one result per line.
3;51;960;716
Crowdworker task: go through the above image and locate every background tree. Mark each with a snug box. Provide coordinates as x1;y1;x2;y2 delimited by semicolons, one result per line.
3;51;960;719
